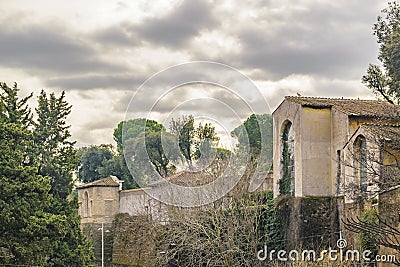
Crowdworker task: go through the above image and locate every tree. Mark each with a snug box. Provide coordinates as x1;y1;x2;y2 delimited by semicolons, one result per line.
114;118;164;152
362;2;400;104
99;153;139;189
116;119;178;184
0;83;86;265
77;144;114;183
169;115;219;169
169;115;196;167
232;114;273;159
0;83;93;265
34;90;76;198
33;89;94;265
232;114;273;192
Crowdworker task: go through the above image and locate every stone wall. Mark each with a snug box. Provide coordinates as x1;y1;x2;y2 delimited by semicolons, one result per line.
276;196;340;251
111;213;157;266
378;186;400;266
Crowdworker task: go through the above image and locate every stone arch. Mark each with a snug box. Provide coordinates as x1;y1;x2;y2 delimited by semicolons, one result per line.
280;120;295;195
353;134;367;191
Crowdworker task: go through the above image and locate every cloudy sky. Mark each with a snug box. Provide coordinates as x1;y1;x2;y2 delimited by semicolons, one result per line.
0;0;388;147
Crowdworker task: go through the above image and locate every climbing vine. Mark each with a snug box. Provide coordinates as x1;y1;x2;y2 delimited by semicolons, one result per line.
359;209;379;258
279;124;293;195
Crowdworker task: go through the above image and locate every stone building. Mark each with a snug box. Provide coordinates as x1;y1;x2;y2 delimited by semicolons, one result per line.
273;96;400;265
272;96;400;199
77;176;123;224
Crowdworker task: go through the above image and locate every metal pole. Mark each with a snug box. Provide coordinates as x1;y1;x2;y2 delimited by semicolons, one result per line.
101;222;104;267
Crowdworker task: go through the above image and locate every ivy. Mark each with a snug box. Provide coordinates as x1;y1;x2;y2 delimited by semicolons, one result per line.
359;209;379;258
279;126;292;195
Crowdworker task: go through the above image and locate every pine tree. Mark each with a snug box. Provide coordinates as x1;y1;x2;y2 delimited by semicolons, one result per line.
33;90;94;265
0;83;65;265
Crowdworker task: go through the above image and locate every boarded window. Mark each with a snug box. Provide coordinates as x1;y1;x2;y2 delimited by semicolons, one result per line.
105;199;113;216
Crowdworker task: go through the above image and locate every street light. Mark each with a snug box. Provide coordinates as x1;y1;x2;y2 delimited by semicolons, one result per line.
98;223;110;267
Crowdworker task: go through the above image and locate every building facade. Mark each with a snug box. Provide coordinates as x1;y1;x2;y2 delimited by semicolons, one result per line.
272;96;400;200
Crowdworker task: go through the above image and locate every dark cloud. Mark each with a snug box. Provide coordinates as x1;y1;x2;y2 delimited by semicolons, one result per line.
46;74;144;90
45;64;214;91
231;0;383;80
92;23;139;47
135;0;218;47
0;24;127;74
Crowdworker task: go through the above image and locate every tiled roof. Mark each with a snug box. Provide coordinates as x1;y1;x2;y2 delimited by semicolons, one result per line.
148;171;217;187
360;124;400;142
285;96;400;118
77;176;120;189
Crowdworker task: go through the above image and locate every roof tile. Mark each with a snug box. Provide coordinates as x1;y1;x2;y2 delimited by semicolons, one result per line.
285;96;400;118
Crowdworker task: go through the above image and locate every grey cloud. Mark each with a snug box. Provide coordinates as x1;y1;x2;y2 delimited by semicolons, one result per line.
232;0;382;80
0;25;127;74
46;74;145;91
92;23;139;47
135;0;218;47
45;65;213;91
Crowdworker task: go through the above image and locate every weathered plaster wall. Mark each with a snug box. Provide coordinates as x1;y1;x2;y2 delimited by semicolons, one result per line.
300;107;332;196
331;108;350;196
119;188;151;216
273;100;335;197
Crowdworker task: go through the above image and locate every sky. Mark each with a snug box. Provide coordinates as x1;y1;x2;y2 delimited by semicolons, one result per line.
0;0;389;147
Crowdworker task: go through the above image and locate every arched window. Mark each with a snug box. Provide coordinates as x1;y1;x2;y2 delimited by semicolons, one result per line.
280;121;295;195
354;135;367;191
83;191;89;218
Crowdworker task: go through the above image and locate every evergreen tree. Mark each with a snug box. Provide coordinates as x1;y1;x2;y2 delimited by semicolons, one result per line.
0;83;65;265
33;89;94;265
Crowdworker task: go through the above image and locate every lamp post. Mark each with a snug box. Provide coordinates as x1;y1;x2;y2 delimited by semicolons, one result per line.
98;222;110;267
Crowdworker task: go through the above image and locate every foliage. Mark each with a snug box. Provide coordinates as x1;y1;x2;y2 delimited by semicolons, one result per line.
169;115;195;166
279;129;292;195
77;144;114;183
117;118;176;183
33;89;94;265
0;83;93;266
232;114;273;192
362;2;400;104
359;209;379;258
114;118;164;152
169;115;220;169
112;214;157;266
99;154;138;189
257;191;286;252
34;90;77;199
232;114;273;159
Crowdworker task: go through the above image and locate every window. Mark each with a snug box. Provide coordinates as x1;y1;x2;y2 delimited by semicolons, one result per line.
280;121;295;195
354;135;367;191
